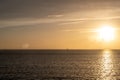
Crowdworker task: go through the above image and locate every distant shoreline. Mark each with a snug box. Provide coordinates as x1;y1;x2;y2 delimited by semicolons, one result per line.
0;49;120;54
0;49;120;51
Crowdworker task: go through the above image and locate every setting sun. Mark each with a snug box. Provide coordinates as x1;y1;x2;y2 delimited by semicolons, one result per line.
97;25;116;42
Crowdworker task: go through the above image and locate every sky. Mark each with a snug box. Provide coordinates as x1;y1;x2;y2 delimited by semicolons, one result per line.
0;0;120;49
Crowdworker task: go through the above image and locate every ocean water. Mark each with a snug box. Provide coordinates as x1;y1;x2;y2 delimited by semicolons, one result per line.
0;50;120;80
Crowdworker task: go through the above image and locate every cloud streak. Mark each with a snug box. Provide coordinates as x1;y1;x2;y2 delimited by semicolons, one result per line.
1;0;120;28
1;16;120;28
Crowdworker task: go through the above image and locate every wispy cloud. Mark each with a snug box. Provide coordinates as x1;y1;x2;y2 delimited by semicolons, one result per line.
48;14;64;18
1;16;120;28
60;16;120;25
62;28;97;33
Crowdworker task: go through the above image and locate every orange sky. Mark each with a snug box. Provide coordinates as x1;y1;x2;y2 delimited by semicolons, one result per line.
0;0;120;49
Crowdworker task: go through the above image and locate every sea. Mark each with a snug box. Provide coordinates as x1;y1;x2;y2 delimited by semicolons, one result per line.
0;50;120;80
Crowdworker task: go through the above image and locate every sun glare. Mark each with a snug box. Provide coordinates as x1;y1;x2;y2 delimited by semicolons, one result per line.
97;25;115;42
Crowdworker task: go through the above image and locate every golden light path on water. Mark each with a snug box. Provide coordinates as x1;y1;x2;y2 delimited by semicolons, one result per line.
101;50;115;80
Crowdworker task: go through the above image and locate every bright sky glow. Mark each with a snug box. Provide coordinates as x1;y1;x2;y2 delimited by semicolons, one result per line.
97;25;116;42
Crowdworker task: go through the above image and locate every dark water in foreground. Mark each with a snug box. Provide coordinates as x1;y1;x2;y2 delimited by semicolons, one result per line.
0;50;120;80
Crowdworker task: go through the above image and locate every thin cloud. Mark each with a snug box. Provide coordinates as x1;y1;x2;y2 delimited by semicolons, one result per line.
1;16;120;28
48;14;64;18
60;16;120;25
62;28;97;33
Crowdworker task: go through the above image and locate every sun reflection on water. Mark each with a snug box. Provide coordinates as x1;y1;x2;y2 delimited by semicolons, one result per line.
101;50;114;80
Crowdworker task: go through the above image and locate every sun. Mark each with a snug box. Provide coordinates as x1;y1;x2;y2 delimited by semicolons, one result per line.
97;25;115;42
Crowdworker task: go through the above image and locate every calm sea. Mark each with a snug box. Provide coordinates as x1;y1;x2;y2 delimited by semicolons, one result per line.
0;50;120;80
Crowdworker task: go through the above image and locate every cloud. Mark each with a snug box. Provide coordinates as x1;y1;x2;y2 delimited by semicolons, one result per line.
1;0;120;20
62;28;97;33
1;0;120;29
48;14;64;18
1;16;120;28
59;16;120;25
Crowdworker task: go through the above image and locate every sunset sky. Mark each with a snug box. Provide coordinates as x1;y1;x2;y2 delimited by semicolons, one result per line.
0;0;120;49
